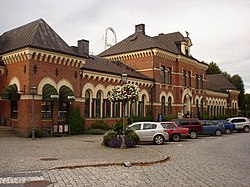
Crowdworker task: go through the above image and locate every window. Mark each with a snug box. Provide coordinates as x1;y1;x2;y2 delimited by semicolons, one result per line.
143;123;157;130
160;65;165;83
195;74;199;89
161;96;166;116
190;119;199;125
180;120;189;126
131;101;137;116
188;71;191;87
84;90;90;117
200;75;203;89
41;101;53;118
196;99;199;117
131;123;141;130
96;91;101;117
11;100;18;119
167;67;172;84
58;102;69;118
183;70;187;86
103;99;111;118
168;97;172;115
138;95;145;116
113;101;120;117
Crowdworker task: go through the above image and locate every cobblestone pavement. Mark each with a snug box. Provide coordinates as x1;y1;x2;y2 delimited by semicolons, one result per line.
0;133;250;186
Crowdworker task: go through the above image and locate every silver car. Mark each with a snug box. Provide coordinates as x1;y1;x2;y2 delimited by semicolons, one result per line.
226;117;250;133
129;122;169;145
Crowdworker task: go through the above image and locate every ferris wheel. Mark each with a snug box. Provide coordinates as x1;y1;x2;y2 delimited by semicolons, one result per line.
105;27;117;50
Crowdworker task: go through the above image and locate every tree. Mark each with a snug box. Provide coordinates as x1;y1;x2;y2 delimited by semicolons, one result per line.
206;62;222;75
222;71;231;81
230;74;245;110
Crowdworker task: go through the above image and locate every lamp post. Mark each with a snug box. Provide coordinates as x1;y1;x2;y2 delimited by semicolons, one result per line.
31;85;36;140
120;72;128;148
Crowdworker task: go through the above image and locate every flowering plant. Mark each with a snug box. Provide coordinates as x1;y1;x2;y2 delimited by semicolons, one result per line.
107;83;140;102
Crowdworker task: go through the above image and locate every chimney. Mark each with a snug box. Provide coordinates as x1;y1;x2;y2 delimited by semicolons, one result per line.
78;39;89;56
135;24;145;35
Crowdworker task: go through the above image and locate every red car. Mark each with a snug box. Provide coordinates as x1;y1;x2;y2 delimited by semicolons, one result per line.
161;122;190;142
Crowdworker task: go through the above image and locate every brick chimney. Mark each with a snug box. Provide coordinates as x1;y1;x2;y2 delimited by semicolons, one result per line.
135;24;145;35
78;39;89;56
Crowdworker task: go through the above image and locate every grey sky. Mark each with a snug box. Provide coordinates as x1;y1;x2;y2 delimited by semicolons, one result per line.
1;0;250;93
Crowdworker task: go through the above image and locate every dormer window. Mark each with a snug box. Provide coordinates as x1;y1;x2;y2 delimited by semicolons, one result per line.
180;33;192;56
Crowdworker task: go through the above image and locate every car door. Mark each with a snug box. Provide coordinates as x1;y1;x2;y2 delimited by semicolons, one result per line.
130;123;143;140
142;123;157;141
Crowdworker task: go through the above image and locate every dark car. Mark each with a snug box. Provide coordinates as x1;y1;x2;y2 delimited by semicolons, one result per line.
171;118;202;139
200;120;225;136
213;120;235;134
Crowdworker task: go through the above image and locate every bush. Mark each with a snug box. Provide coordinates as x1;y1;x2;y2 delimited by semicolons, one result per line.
112;121;123;134
84;128;106;135
28;129;44;138
103;128;140;148
91;120;110;130
66;108;85;135
164;115;177;121
128;115;154;124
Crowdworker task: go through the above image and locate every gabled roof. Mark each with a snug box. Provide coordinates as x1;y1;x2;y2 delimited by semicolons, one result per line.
83;55;153;81
0;19;84;57
206;74;237;92
99;30;190;57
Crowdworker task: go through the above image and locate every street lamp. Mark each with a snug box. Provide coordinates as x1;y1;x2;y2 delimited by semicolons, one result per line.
120;72;128;148
31;85;37;140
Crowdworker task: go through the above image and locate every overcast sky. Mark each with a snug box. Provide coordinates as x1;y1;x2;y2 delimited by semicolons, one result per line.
1;0;250;93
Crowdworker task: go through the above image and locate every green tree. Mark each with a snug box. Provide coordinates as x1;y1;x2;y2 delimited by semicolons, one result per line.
66;107;85;135
206;62;222;75
230;74;245;110
222;71;231;81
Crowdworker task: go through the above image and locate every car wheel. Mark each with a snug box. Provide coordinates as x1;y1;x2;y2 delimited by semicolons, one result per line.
215;129;222;136
153;135;164;145
243;126;250;133
172;134;180;142
190;131;197;139
225;129;231;134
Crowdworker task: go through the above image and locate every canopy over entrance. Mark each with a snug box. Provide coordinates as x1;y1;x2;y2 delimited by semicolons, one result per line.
59;85;75;102
1;84;20;100
42;84;59;101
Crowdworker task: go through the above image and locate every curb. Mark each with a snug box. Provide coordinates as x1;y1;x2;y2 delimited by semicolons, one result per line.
50;155;171;170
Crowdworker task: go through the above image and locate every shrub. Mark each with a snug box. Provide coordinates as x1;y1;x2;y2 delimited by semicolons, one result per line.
128;115;154;124
102;128;140;148
164;115;177;121
91;120;110;130
112;121;123;134
66;107;85;135
28;129;44;138
84;128;106;135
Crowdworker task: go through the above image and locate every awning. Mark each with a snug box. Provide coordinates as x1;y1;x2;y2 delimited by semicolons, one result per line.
42;84;59;101
1;84;20;100
59;85;75;102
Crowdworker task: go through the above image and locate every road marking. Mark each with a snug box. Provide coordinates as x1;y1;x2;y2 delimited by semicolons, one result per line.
0;176;44;184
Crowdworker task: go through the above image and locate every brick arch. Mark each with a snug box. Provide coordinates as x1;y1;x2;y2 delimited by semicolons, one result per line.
105;85;113;98
182;88;193;104
37;77;57;95
139;89;149;102
57;78;74;92
159;91;167;102
94;84;106;97
9;77;21;92
82;83;95;98
166;92;174;104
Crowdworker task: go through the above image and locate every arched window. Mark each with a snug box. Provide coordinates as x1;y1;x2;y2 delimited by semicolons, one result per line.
161;96;166;116
103;92;111;118
201;99;204;119
84;90;91;117
93;91;101;117
138;95;145;116
196;99;199;118
167;96;172;115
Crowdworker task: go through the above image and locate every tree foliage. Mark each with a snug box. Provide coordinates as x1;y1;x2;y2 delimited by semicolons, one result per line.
230;74;245;110
206;62;222;75
66;107;85;135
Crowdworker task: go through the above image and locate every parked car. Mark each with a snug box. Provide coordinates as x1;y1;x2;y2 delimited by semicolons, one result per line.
200;120;225;136
161;122;189;141
171;118;202;139
213;120;235;134
129;122;169;145
226;117;250;133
